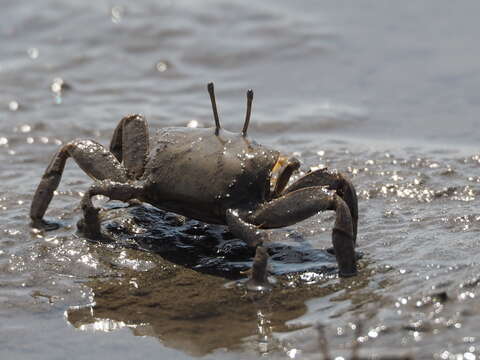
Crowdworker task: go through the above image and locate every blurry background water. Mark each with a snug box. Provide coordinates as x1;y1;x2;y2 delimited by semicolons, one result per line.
2;1;480;359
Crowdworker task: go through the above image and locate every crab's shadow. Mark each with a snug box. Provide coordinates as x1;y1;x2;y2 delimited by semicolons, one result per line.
91;203;350;280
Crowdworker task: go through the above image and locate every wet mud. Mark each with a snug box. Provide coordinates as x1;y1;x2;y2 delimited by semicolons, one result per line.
3;1;480;359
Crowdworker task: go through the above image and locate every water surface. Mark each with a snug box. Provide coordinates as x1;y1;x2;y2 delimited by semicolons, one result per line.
2;1;480;359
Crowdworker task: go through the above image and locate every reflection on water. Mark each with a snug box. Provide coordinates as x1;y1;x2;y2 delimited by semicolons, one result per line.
66;263;306;356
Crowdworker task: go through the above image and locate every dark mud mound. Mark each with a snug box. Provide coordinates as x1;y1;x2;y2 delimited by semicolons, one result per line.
96;203;343;280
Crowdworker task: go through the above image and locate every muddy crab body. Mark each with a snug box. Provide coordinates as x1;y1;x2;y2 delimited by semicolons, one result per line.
30;83;359;289
143;127;279;224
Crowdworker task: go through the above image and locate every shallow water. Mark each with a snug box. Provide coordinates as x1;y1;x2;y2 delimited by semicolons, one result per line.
2;1;480;359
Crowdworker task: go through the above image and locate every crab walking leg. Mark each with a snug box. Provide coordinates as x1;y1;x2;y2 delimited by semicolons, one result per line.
281;169;358;244
79;180;144;238
225;209;270;247
247;246;271;291
250;186;357;277
30;140;128;229
109;114;149;180
226;210;272;290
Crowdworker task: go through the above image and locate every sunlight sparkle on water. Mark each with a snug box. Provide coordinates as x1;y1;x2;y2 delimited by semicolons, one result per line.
78;254;98;269
79;318;128;332
8;101;19;111
111;6;125;23
20;124;31;133
27;47;39;59
286;348;299;358
156;61;168;72
187;119;199;128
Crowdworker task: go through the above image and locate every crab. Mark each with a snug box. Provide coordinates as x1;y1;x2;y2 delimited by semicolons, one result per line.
30;83;359;289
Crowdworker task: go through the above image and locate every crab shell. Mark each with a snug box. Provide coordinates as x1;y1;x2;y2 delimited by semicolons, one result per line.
142;127;281;225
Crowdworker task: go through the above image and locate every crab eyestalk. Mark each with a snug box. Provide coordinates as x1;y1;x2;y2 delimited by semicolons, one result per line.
242;89;254;137
207;82;221;135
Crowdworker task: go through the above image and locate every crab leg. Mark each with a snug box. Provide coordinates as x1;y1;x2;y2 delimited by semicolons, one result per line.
225;209;273;290
79;180;144;238
226;209;270;247
250;186;356;277
109;114;149;180
280;169;358;244
30;140;127;229
247;246;271;291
